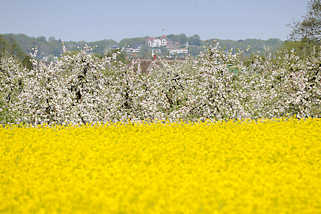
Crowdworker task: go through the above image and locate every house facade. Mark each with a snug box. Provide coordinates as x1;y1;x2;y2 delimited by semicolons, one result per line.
147;35;168;48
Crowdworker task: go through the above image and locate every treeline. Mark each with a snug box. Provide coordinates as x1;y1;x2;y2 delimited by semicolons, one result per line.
0;35;32;69
205;38;283;55
1;34;117;59
0;33;285;59
2;32;320;65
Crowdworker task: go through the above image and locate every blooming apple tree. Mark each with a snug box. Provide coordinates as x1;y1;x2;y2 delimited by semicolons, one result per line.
0;44;320;125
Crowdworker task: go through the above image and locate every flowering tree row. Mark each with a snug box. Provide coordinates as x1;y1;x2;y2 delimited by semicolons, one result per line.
0;45;320;124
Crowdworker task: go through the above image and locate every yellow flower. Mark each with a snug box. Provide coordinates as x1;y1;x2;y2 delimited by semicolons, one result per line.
0;118;320;213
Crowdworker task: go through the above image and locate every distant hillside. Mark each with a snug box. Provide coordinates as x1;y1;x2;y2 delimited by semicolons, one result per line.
0;34;27;60
204;38;283;55
0;33;283;59
1;34;117;59
0;34;32;69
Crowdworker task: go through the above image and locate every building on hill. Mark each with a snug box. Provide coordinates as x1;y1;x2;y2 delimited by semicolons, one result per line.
160;35;168;46
124;47;141;57
169;48;188;55
146;35;168;48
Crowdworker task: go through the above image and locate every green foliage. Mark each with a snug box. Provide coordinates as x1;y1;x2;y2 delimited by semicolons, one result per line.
62;50;82;57
204;38;283;56
0;35;32;70
167;34;188;45
105;49;129;64
22;56;33;70
290;0;321;42
1;34;118;59
280;39;321;57
283;1;321;62
119;37;146;48
0;35;26;60
1;33;285;60
90;40;118;55
188;34;202;46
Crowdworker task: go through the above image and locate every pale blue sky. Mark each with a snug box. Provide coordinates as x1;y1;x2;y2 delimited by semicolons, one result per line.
0;0;308;41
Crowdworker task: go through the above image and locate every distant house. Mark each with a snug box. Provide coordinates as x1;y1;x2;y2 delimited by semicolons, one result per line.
125;48;141;53
147;35;168;48
169;48;188;55
124;46;141;57
160;35;168;46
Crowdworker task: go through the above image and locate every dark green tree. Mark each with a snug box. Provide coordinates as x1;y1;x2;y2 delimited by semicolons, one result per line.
290;0;321;42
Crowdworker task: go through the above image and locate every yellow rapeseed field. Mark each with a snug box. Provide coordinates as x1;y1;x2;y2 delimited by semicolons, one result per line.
0;118;321;213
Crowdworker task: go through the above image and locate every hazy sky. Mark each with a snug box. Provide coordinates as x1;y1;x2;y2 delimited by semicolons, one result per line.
0;0;308;41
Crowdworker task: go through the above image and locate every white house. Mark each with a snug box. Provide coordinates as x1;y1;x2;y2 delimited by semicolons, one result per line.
169;48;188;55
160;35;168;46
147;36;168;48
